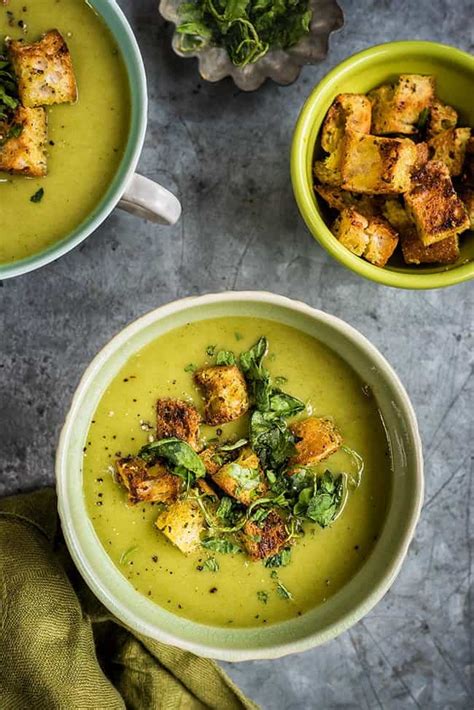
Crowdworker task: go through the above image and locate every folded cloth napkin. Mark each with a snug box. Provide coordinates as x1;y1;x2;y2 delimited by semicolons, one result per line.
0;489;258;710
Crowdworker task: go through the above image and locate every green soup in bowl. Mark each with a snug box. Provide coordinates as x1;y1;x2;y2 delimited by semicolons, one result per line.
0;0;181;279
56;292;423;660
291;41;474;289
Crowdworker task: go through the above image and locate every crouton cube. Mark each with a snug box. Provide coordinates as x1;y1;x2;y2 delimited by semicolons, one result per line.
415;142;429;169
428;128;471;176
242;509;288;561
404;160;470;245
321;93;372;153
369;74;435;135
199;446;223;477
341;131;419;194
8;29;77;108
0;106;47;177
211;447;267;506
315;184;380;216
333;208;399;267
401;229;459;265
156;398;201;450
194;365;249;425
382;199;413;233
427;100;458;137
116;457;180;505
458;187;474;229
314;150;342;187
156;499;205;554
289;417;342;468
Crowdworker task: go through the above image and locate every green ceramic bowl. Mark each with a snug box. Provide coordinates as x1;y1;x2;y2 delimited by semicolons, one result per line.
291;41;474;289
56;292;423;660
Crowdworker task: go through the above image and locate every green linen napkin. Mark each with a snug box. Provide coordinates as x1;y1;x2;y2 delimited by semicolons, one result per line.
0;489;258;710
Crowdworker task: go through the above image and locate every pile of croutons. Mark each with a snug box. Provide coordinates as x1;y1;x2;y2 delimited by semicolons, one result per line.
0;30;77;177
314;75;473;267
115;360;342;563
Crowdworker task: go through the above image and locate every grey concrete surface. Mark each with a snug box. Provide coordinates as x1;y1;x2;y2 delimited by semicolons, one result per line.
1;0;473;707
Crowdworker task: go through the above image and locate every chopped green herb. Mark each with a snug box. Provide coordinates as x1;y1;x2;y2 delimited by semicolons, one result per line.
257;590;269;604
276;580;293;600
202;556;219;572
138;437;205;482
201;537;241;554
119;546;138;565
274;375;288;386
206;345;216;356
417;107;430;129
176;0;312;68
264;548;291;568
227;462;261;491
216;350;236;366
293;470;344;527
234;332;243;341
30;188;44;203
184;363;197;373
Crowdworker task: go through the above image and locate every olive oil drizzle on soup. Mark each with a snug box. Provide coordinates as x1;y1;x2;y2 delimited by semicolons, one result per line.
0;0;130;264
83;318;391;628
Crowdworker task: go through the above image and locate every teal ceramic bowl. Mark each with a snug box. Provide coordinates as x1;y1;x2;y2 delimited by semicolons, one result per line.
291;41;474;289
0;0;180;281
56;292;423;660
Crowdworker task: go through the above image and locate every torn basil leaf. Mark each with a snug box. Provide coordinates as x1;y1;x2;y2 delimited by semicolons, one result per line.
201;537;241;554
250;410;296;470
138;437;205;481
216;350;236;366
264;548;291;568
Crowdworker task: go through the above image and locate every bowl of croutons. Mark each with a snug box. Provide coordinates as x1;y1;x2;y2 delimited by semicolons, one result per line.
291;41;474;289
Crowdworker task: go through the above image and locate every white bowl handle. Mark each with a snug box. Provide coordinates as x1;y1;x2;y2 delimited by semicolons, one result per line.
119;173;182;225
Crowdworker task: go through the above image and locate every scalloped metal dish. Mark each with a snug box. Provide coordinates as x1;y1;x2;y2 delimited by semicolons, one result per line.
159;0;344;91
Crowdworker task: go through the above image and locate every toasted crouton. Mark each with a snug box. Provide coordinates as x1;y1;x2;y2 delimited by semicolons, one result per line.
369;74;435;135
211;447;267;506
8;29;77;108
404;161;469;245
155;499;205;554
194;365;249;425
199;446;223;477
341;131;419;194
401;229;459;265
458;187;474;229
321;93;372;153
333;208;399;267
315;184;380;216
428;128;471;176
242;509;288;561
313;150;342;187
156;398;201;450
382;199;413;233
0;106;47;177
289;417;342;468
427;100;458;138
116;457;180;505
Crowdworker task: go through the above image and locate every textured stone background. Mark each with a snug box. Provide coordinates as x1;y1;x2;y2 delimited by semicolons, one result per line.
1;0;473;707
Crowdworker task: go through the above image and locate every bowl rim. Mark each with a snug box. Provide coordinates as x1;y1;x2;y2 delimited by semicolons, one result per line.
0;0;148;280
291;40;474;290
56;291;424;660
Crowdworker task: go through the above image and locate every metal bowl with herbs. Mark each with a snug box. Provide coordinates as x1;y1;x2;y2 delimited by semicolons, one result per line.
159;0;343;90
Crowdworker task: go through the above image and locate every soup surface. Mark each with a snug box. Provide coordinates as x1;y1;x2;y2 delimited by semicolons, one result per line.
83;317;391;628
0;0;130;264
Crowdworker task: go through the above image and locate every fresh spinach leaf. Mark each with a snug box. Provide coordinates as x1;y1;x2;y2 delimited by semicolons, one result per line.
219;438;247;451
138;437;205;481
294;470;344;527
257;590;269;604
202;537;241;554
202;556;219;572
264;548;291;568
250;410;296;469
216;350;236;366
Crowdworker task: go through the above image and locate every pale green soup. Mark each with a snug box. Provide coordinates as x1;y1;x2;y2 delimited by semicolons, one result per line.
0;0;130;264
83;317;392;628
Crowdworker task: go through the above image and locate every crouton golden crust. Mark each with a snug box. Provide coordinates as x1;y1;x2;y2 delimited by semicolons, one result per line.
194;365;249;425
9;30;77;107
198;446;223;477
242;509;288;561
401;229;459;265
156;398;201;450
211;447;267;506
428;127;471;176
0;106;47;177
315;184;381;216
341;131;418;194
459;187;474;229
369;74;435;135
382;199;413;233
405;160;469;245
427;100;458;138
289;417;342;468
313;150;342;187
156;499;205;555
321;93;372;153
116;457;180;505
333;208;399;267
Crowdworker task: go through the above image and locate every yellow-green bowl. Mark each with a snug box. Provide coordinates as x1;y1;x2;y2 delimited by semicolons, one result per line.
291;41;474;289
